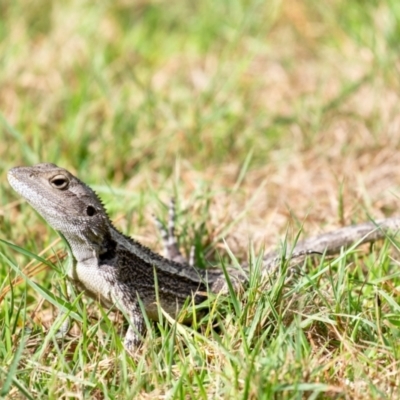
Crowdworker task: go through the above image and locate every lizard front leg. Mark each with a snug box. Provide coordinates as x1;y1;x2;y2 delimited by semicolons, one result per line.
123;303;146;352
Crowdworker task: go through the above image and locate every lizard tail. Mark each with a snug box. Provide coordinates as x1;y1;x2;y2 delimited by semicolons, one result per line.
261;216;400;271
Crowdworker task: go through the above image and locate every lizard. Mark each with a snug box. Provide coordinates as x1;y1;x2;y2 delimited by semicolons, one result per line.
7;163;400;352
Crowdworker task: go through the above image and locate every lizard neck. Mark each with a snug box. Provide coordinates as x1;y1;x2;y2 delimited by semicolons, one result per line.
62;219;118;265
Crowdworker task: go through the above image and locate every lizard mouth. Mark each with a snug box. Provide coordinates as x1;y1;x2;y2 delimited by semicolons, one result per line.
7;167;69;218
7;169;25;195
7;168;40;199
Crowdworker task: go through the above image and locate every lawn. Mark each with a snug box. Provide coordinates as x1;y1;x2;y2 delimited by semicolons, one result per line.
1;0;400;398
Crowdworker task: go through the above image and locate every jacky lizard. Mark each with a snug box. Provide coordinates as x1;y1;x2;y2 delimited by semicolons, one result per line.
7;163;400;352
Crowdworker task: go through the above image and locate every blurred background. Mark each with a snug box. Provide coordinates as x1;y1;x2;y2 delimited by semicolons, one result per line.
1;0;400;252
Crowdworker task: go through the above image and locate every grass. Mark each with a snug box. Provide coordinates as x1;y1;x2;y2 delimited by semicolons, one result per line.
1;0;400;398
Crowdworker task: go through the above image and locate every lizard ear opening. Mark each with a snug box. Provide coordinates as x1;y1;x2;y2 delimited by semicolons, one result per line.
86;205;97;216
50;175;69;190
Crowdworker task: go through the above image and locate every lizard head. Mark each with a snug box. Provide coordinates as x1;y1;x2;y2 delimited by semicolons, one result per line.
8;163;110;240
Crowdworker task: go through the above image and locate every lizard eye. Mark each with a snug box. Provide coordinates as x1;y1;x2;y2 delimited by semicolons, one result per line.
50;175;69;190
86;205;97;216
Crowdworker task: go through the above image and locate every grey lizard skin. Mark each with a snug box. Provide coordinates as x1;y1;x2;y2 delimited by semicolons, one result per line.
7;163;400;352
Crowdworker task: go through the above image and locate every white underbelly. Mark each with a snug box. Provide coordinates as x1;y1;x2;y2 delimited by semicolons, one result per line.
72;262;114;307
